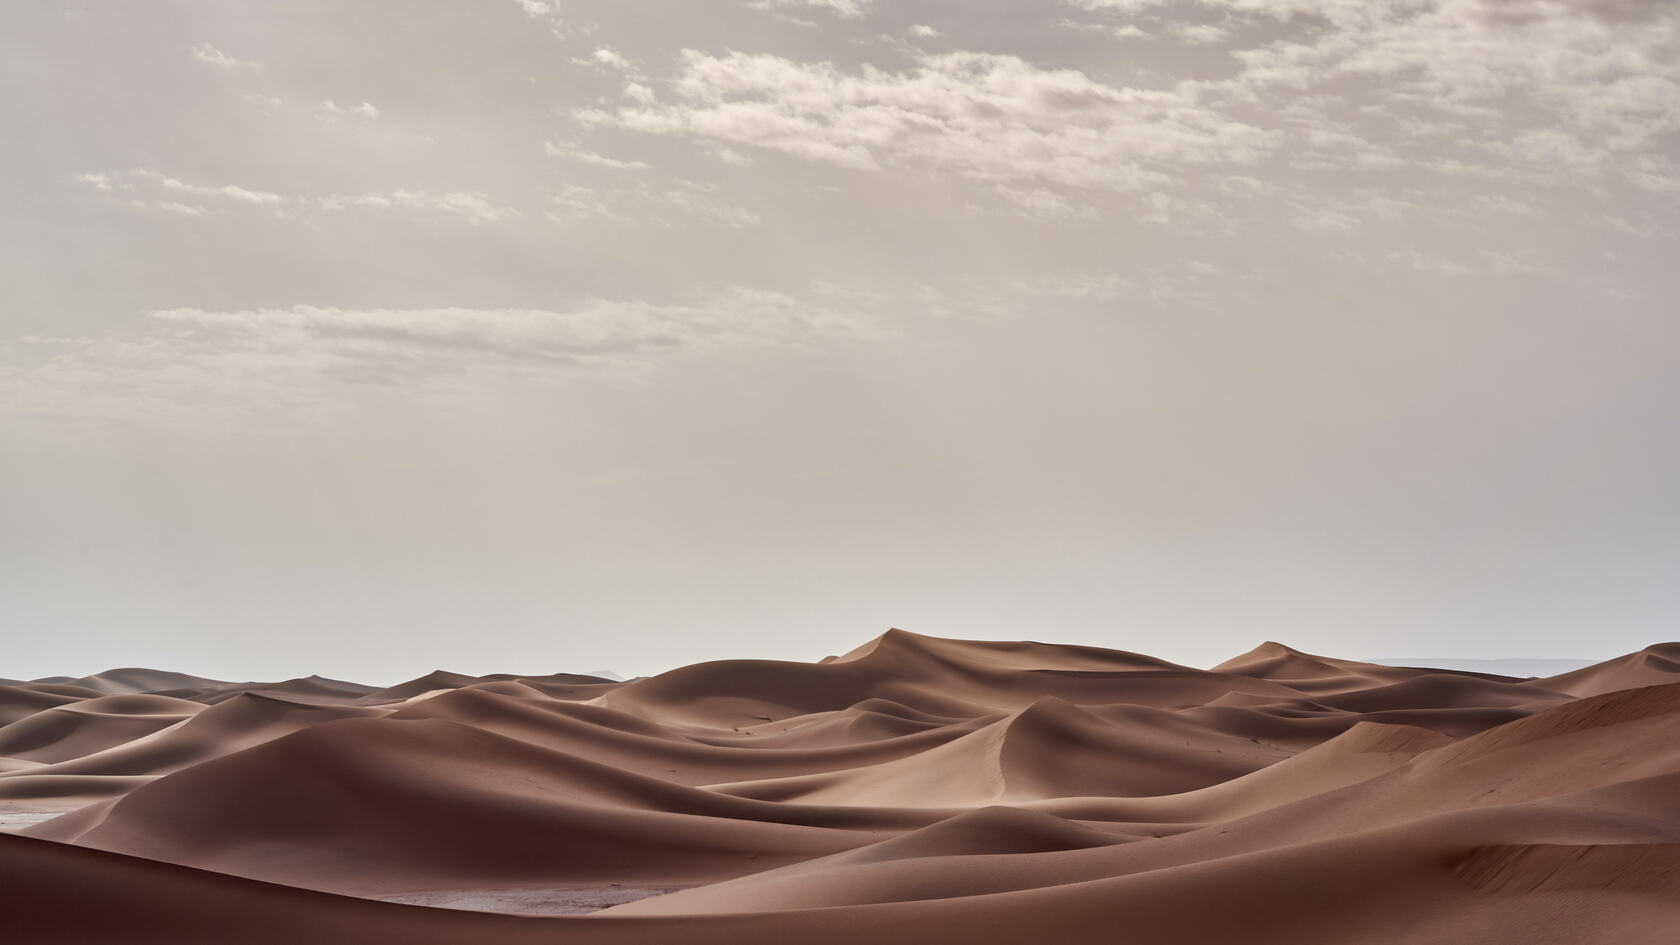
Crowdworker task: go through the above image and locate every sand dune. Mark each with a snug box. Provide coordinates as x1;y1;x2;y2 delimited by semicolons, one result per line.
3;630;1676;942
27;669;232;697
1539;643;1680;697
0;694;200;764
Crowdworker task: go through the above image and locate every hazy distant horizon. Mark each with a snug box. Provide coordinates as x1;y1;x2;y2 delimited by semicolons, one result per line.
4;1;1678;683
2;630;1632;688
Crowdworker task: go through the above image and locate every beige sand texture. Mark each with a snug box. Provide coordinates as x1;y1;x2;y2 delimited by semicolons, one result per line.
3;629;1679;943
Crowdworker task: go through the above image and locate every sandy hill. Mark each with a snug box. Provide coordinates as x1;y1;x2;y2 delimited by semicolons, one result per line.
3;631;1679;943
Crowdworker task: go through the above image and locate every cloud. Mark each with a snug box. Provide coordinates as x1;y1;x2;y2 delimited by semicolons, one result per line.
1016;261;1224;308
318;100;380;119
1170;22;1232;44
76;171;524;226
188;42;255;68
318;190;519;224
1382;248;1541;276
514;0;584;38
591;47;630;69
751;0;874;20
979;186;1101;221
1053;0;1680;243
1227;0;1680;180
545;180;760;227
544;141;649;169
581;51;1274;195
1282;188;1412;233
76;169;281;214
2;288;888;419
1065;0;1160;10
545;185;634;224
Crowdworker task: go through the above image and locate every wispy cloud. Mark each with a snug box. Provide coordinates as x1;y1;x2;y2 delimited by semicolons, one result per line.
317;99;380;119
318;190;518;224
544;180;760;227
188;42;256;68
75;171;526;226
76;169;281;214
750;0;874;20
513;0;583;39
3;288;889;420
544;141;649;170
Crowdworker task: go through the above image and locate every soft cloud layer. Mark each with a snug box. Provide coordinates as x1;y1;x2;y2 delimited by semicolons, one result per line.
3;288;886;419
585;51;1273;191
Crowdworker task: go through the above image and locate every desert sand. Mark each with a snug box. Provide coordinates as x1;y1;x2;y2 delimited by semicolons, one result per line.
4;629;1680;943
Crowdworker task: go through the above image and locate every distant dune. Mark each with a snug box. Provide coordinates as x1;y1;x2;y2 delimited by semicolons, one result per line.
4;630;1680;943
1369;657;1598;678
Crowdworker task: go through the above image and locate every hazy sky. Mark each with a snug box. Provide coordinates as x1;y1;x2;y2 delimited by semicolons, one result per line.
3;0;1678;683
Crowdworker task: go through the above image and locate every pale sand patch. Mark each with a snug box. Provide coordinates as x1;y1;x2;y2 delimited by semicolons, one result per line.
0;812;62;832
378;886;686;915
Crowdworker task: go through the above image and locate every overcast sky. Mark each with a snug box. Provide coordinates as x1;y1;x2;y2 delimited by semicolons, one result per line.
3;0;1678;682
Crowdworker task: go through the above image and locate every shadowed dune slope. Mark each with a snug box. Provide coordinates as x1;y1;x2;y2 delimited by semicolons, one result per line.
0;695;201;764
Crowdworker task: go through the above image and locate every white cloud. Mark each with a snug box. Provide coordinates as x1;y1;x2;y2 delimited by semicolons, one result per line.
153;201;208;217
318;100;380;119
1016;264;1222;308
545;185;634;224
188;42;255;68
544;141;649;169
592;47;630;69
76;169;282;213
582;51;1274;195
1222;0;1680;183
1066;0;1161;10
318;190;519;225
982;186;1101;221
1470;194;1540;218
751;0;874;19
1380;248;1542;276
653;182;763;227
515;0;585;38
908;24;941;38
1053;0;1680;242
1171;23;1231;44
545;180;760;227
1288;201;1360;233
76;171;526;227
